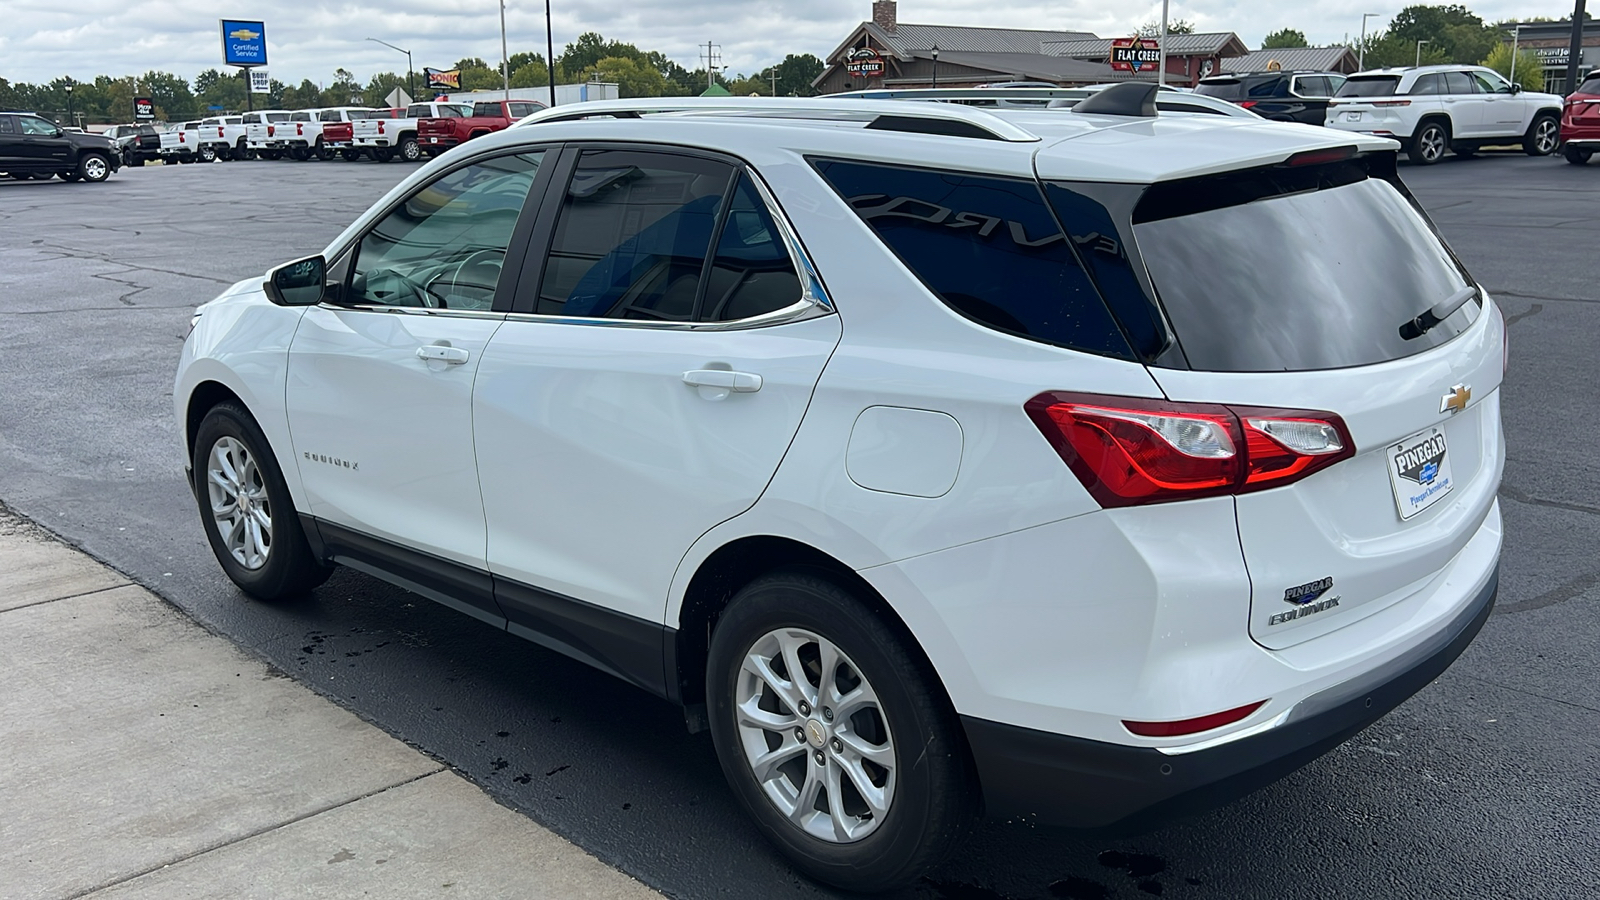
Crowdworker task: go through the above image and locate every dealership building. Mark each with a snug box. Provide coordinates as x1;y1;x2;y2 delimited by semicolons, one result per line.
812;1;1249;93
1500;21;1600;93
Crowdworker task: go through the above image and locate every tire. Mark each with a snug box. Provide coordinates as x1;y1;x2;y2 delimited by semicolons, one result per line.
29;171;55;180
398;136;421;162
198;145;217;163
314;139;334;161
129;156;146;167
289;148;310;161
1524;114;1560;156
371;148;395;163
1408;120;1449;165
235;139;254;161
340;148;361;162
265;149;284;160
706;570;974;891
192;403;332;601
1565;145;1593;165
60;171;81;182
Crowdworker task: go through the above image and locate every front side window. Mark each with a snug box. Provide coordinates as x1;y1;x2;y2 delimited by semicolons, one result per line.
19;116;58;136
536;150;733;320
347;151;546;311
813;159;1133;359
1474;71;1513;94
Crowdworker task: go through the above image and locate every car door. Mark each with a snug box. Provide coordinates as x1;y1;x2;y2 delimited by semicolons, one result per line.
472;146;841;642
15;115;73;167
284;147;556;621
1440;70;1487;138
1472;70;1524;134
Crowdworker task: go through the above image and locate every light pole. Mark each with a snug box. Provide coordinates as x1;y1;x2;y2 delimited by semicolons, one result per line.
931;45;939;87
545;0;556;106
499;0;510;100
366;37;414;101
1359;13;1382;70
1415;39;1431;66
1157;0;1169;86
64;79;74;127
1510;24;1525;85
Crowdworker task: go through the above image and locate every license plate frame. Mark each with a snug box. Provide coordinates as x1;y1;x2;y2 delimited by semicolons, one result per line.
1387;426;1454;520
1343;110;1362;122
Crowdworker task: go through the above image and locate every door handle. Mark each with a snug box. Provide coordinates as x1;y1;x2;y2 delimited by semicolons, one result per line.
416;344;470;365
683;369;762;392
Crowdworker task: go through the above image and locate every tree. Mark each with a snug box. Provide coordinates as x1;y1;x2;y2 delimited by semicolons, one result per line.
1137;19;1195;37
1262;29;1309;49
140;70;197;121
582;56;672;97
1386;5;1500;64
1355;31;1449;68
0;77;19;110
362;72;411;108
1480;42;1544;84
280;79;321;110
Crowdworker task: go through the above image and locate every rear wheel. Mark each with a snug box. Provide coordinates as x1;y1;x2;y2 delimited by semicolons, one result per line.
264;149;284;160
1525;114;1560;156
371;147;395;163
398;136;421;162
1408;120;1449;165
289;147;309;161
707;570;974;891
314;139;334;161
1565;145;1594;165
192;403;332;601
340;148;361;161
198;145;217;163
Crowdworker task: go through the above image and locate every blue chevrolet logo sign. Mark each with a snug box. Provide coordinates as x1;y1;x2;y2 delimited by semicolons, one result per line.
220;20;268;66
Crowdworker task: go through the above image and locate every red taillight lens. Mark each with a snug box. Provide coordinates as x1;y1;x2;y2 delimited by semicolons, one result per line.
1123;700;1266;737
1026;392;1355;508
296;123;304;135
379;121;385;133
267;125;274;136
1372;99;1412;107
1238;100;1258;109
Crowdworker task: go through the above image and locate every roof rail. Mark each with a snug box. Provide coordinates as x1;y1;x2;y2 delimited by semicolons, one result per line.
516;97;1040;143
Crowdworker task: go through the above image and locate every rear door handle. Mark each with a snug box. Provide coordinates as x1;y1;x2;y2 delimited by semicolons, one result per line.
683;369;762;392
417;344;470;365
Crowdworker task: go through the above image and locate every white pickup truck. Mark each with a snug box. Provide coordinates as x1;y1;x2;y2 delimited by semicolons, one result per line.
157;121;202;163
272;107;371;161
195;116;248;161
242;110;293;159
352;101;472;163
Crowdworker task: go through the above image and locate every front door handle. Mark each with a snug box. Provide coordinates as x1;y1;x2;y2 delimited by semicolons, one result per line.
683;369;762;392
417;344;470;365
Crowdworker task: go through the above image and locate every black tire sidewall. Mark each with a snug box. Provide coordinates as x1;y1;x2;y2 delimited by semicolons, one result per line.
1411;122;1447;164
1526;115;1559;156
400;137;420;161
78;153;111;182
706;570;970;890
191;404;326;600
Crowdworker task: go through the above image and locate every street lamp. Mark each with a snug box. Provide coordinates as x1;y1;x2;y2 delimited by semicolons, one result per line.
1359;13;1382;70
1510;24;1525;86
1415;39;1431;67
64;79;74;127
931;45;939;88
366;37;415;101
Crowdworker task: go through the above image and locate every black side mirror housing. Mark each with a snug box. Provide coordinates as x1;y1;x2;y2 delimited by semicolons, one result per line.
264;255;327;306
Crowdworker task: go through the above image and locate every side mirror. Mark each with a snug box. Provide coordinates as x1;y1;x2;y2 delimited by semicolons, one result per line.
1510;83;1523;94
264;255;327;306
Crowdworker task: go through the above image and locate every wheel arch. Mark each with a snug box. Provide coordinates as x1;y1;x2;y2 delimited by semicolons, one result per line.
1417;113;1452;137
185;379;248;461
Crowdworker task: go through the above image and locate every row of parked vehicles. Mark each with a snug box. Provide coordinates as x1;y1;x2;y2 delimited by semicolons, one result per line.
105;99;550;168
1198;63;1600;166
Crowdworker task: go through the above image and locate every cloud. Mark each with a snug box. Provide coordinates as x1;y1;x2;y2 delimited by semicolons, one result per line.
0;0;1559;86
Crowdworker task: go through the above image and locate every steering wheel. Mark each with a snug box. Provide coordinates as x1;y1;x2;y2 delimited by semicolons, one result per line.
362;267;448;309
425;248;504;310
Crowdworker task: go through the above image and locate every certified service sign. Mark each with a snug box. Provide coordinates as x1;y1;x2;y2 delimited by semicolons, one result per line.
220;20;268;67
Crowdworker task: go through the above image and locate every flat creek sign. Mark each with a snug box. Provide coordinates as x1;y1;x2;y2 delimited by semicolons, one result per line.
845;48;887;79
1110;37;1160;72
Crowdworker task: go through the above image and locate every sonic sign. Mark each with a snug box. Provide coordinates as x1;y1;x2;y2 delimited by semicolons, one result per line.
1110;37;1159;73
220;20;267;67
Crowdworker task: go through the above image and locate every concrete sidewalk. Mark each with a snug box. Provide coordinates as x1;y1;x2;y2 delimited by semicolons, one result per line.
0;510;664;900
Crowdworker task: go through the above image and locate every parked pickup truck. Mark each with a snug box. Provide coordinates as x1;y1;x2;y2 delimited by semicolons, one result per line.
417;99;545;157
196;116;249;161
272;108;371;160
158;121;202;163
105;124;160;166
353;102;472;162
243;110;293;159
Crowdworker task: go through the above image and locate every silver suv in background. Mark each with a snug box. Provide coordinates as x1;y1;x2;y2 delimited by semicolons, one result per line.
1326;65;1563;164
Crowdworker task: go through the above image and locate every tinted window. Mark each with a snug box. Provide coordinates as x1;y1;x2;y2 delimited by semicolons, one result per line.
267;113;290;122
1296;76;1332;97
1444;71;1477;94
536;150;732;320
1132;167;1476;372
1248;76;1287;98
319;110;339;122
291;112;312;121
1408;73;1443;95
242;114;260;124
507;102;540;118
139;125;157;136
1474;71;1512;93
0;116;15;135
472;103;498;117
1335;76;1399;97
348;152;545;311
1195;78;1244;101
225;117;242;125
1161;101;1230;115
702;175;801;321
814;160;1133;359
1579;74;1600;95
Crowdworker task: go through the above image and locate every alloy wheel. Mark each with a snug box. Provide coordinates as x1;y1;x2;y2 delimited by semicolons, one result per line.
1535;119;1559;155
82;156;108;181
1420;125;1446;163
205;436;272;570
735;627;897;843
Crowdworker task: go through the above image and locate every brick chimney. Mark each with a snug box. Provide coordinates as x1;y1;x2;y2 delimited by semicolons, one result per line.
873;0;898;34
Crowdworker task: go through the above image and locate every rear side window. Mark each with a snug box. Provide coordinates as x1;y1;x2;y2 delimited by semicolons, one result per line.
0;116;15;135
1247;76;1287;98
1579;73;1600;94
1336;76;1399;97
1130;160;1477;372
1195;78;1243;101
702;175;802;321
473;103;499;117
813;159;1133;360
507;102;540;118
1408;74;1443;95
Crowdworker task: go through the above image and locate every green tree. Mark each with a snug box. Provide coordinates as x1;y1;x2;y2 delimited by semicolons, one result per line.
1480;42;1544;84
139;70;196;120
362;72;410;108
1262;28;1309;49
582;55;673;97
0;77;20;109
1137;19;1195;37
195;68;246;113
509;59;554;89
1387;5;1500;64
1355;31;1449;68
280;78;321;110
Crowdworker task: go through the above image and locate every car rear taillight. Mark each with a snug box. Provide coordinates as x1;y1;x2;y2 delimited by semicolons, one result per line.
1238;100;1259;109
1372;100;1412;107
1025;392;1355;508
267;125;274;136
297;123;304;135
378;121;385;134
179;133;186;143
1123;700;1266;737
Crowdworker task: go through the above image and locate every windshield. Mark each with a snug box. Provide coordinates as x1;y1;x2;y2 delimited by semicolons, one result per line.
1335;76;1400;98
1131;169;1477;372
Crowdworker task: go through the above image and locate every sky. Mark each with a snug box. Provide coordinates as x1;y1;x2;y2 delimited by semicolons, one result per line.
0;0;1572;86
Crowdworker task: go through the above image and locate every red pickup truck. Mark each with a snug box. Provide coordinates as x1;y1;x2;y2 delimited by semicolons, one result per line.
417;99;546;157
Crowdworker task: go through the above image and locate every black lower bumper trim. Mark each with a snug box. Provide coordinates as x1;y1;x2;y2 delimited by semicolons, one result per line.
962;564;1498;830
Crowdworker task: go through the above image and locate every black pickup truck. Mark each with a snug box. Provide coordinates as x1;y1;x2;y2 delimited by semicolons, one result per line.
1195;70;1348;125
105;123;161;166
0;111;121;182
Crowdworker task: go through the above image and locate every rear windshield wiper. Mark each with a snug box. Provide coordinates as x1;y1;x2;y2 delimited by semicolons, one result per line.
1400;285;1478;340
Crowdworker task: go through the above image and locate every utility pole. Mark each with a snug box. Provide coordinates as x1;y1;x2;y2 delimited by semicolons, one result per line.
500;0;510;100
769;67;778;96
1358;13;1381;70
1565;0;1587;94
1157;0;1168;86
702;41;722;91
545;0;556;106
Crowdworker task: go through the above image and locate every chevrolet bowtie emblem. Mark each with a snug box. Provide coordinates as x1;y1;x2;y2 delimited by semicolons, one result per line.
229;28;260;40
1440;384;1472;415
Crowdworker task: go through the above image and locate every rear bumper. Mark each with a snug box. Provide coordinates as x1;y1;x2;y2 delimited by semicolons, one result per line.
962;563;1497;829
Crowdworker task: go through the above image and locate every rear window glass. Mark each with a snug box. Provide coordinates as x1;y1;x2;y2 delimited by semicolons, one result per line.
1195;79;1243;100
472;103;499;117
1131;165;1477;372
267;113;290;122
1579;74;1600;94
813;159;1133;360
507;102;540;118
1247;76;1287;98
1335;76;1399;97
291;112;312;121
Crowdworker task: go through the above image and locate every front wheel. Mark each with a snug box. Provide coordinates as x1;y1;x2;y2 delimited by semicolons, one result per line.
1408;121;1449;165
192;404;332;600
707;571;974;891
1525;114;1560;156
79;153;112;182
1565;144;1593;165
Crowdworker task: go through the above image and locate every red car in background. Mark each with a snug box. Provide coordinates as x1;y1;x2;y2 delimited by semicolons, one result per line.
1561;69;1600;165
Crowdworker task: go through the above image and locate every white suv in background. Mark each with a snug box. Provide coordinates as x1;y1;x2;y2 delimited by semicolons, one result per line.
1327;64;1563;164
175;89;1504;891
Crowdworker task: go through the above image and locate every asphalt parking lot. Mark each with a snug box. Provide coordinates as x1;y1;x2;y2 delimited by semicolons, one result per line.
2;153;1597;899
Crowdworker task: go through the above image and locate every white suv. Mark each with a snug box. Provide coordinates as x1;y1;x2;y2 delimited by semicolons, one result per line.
175;88;1504;891
1327;64;1563;164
